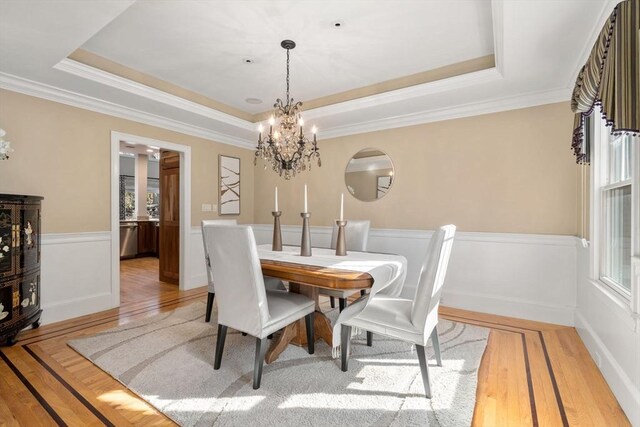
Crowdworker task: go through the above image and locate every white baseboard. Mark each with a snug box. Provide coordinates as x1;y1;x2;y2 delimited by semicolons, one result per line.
443;289;575;326
575;310;640;427
40;292;114;324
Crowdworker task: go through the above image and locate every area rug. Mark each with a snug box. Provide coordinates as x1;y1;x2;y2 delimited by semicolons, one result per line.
68;302;489;427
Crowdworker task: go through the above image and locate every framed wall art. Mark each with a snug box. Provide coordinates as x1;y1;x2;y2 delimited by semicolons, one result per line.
219;155;240;215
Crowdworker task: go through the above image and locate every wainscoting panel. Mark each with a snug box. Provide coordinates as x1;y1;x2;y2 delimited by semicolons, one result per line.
187;227;208;290
251;225;578;326
575;245;640;427
40;232;113;324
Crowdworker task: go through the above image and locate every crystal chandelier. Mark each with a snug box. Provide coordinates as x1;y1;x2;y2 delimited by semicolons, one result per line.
255;40;320;179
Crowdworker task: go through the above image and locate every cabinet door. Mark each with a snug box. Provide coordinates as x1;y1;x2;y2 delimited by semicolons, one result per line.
17;204;41;273
0;204;16;279
19;271;39;318
0;280;16;324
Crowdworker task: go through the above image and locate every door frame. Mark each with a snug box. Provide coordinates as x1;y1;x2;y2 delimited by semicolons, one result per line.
110;131;192;306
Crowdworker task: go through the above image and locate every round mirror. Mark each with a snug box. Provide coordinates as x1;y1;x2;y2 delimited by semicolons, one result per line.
344;148;395;202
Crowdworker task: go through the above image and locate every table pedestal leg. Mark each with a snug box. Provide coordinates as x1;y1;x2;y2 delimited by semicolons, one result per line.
265;283;334;364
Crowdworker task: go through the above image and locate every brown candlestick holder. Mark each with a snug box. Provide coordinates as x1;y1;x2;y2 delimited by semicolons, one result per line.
300;212;312;257
335;220;347;256
272;211;282;251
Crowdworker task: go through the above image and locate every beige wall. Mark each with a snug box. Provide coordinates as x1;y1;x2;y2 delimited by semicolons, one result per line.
0;89;254;233
254;102;578;235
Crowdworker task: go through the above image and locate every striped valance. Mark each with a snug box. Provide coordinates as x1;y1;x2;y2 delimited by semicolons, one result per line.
571;0;639;164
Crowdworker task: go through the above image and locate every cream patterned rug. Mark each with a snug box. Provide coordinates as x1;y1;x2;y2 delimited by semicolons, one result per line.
68;301;489;427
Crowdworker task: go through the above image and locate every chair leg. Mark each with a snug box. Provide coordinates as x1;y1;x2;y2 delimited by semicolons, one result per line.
341;325;352;372
366;331;373;347
339;298;346;312
205;292;215;322
360;289;366;296
416;344;432;398
305;312;315;354
330;296;335;308
214;324;227;370
253;337;268;389
430;326;442;366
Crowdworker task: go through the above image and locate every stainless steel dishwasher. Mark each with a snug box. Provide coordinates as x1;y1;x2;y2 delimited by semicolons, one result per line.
120;222;138;258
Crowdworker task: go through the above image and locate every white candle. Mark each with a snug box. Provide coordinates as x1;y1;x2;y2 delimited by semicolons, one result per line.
340;193;344;221
275;186;278;212
304;184;308;213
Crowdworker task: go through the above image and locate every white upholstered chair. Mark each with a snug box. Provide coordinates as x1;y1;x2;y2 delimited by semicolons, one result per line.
320;220;370;311
340;225;456;398
203;224;315;389
202;219;237;322
202;219;285;323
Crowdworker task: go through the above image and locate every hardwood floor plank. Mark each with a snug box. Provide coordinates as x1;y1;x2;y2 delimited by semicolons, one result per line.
0;257;631;426
0;358;58;427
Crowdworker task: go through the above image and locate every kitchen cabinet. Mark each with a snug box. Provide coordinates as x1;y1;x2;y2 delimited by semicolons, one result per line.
138;221;158;255
0;194;42;345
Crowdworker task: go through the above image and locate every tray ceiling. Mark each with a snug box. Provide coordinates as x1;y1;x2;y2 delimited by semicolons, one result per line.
0;0;618;148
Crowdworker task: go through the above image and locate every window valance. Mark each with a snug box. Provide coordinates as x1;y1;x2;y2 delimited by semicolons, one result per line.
571;0;639;164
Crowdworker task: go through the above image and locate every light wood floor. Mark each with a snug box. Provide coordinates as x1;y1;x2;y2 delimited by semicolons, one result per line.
0;257;630;426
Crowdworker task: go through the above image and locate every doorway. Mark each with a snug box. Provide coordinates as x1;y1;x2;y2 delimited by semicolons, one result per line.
110;131;192;308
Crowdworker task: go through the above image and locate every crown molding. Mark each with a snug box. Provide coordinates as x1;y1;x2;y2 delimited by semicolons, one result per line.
302;67;503;121
0;72;255;149
317;87;571;140
54;58;255;131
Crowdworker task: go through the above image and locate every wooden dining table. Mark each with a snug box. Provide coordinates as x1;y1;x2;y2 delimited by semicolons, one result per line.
259;247;374;364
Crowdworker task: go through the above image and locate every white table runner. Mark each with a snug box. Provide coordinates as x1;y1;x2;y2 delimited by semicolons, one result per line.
258;245;408;356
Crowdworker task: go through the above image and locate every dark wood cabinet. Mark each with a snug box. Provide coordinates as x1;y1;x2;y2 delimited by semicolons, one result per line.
0;194;43;345
137;221;158;255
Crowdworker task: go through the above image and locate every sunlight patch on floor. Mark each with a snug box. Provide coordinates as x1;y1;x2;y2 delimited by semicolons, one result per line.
97;390;157;415
278;393;396;409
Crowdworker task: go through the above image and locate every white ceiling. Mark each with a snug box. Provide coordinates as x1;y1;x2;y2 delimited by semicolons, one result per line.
0;0;617;149
80;0;494;114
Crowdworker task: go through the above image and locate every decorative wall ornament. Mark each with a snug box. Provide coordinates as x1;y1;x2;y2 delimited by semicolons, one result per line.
0;128;13;160
219;155;240;215
254;40;320;179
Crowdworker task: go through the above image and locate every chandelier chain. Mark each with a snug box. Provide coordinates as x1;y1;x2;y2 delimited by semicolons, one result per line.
286;48;290;104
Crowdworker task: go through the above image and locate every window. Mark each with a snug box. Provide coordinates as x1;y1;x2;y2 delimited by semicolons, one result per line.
591;112;639;302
